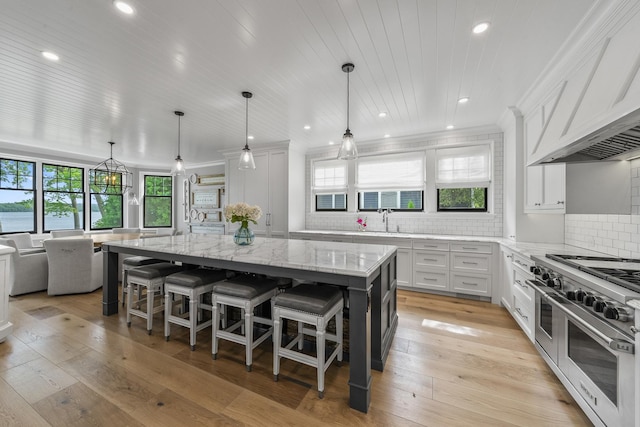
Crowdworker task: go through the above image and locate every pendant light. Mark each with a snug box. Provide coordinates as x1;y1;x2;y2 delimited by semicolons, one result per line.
88;141;133;194
238;91;256;170
337;62;358;160
172;110;186;176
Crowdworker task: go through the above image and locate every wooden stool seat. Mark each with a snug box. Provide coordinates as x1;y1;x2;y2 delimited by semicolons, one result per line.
164;268;227;350
211;275;279;371
126;263;183;334
272;284;343;398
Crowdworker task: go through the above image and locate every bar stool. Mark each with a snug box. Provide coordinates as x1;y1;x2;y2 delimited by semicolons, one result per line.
272;284;343;398
211;275;280;371
126;263;183;334
121;256;164;305
164;268;227;350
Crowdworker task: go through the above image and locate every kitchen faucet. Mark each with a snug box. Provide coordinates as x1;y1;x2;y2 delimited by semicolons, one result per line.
377;208;394;232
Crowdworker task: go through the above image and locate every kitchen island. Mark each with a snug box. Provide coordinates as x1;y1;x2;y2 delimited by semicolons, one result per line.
101;234;398;413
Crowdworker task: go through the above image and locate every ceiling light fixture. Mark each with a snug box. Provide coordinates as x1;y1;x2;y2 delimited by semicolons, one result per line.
458;97;470;104
172;111;186;176
446;125;455;130
338;62;358;160
41;51;59;61
238;91;256;170
384;134;390;138
114;1;134;15
378;112;387;118
128;192;140;206
89;141;133;194
304;125;311;130
472;22;490;34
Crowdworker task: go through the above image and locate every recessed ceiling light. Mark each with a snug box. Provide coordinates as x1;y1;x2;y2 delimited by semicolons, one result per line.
114;1;135;14
329;141;335;145
248;135;254;140
41;51;59;61
303;125;311;130
384;134;390;138
472;22;490;34
378;112;387;118
458;97;469;104
446;125;455;130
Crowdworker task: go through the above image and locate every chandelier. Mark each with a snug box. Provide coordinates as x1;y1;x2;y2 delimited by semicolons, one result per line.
88;141;133;194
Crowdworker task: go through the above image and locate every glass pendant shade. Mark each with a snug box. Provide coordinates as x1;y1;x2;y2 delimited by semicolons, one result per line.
128;192;140;206
238;145;256;169
338;128;358;159
337;62;358;160
238;91;256;170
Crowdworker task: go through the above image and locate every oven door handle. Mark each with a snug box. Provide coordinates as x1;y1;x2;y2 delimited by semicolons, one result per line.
526;280;635;355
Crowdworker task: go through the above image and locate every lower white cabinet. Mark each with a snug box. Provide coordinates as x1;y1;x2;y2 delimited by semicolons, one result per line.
0;249;13;343
509;252;535;342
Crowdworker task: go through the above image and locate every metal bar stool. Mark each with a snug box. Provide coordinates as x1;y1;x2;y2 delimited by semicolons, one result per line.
164;268;227;350
272;284;343;398
121;256;164;305
211;275;280;371
126;263;183;334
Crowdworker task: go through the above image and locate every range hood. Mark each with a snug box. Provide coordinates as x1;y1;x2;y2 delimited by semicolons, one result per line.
541;107;640;164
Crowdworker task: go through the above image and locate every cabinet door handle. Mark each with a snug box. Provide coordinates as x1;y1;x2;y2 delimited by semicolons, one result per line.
462;281;477;286
462;247;477;250
266;213;271;226
557;201;565;205
422;258;437;262
462;261;478;265
515;307;528;321
515;279;528;290
423;277;437;281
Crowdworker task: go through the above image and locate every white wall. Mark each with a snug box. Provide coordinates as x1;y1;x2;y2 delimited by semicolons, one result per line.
304;128;504;237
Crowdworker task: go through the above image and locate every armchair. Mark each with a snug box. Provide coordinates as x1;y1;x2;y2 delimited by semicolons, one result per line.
51;229;84;238
0;238;48;296
43;238;102;295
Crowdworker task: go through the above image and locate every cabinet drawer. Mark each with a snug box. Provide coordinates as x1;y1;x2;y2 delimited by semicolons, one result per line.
513;272;534;302
412;240;449;251
451;253;492;273
450;272;491;296
512;291;534;342
413;250;449;269
450;242;493;254
512;253;534;276
413;268;449;291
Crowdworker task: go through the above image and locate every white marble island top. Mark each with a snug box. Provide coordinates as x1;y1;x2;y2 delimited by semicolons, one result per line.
103;233;397;278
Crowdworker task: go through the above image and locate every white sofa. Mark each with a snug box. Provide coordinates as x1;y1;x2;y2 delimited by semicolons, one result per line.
0;237;48;296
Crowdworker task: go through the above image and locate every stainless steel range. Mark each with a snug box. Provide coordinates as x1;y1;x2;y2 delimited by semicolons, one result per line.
527;254;638;427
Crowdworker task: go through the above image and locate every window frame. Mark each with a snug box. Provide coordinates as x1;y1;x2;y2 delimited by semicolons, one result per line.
312;159;348;212
41;163;85;233
357;190;424;212
0;158;37;234
436;187;488;212
142;174;173;229
315;193;347;212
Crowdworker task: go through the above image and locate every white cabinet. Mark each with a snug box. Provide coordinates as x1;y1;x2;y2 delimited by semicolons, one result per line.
352;235;411;288
499;247;514;311
413;244;450;292
525;164;565;212
226;147;289;238
449;242;493;297
0;248;13;343
510;252;535;343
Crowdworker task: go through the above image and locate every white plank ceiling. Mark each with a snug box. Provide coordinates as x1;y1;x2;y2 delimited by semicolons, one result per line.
0;0;596;168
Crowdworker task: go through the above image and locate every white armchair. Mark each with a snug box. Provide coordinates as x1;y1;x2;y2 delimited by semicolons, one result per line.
51;229;84;238
43;238;102;295
0;238;48;296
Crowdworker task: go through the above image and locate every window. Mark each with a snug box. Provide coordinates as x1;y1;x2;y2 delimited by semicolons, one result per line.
435;144;491;212
143;175;172;227
357;152;424;211
90;194;123;230
0;158;36;233
42;164;85;231
313;160;347;211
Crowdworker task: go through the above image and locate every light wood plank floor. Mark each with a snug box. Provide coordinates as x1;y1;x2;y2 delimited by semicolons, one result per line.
1;288;593;426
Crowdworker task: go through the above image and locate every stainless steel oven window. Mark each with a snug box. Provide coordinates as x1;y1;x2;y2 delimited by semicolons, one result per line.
539;300;553;338
567;321;618;405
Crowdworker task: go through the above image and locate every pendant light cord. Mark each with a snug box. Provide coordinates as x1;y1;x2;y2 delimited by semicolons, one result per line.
177;114;181;156
245;96;250;150
346;70;350;130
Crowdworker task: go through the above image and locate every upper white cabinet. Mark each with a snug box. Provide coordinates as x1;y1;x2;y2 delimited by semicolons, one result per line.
525;4;640;164
525;164;565;213
225;143;304;238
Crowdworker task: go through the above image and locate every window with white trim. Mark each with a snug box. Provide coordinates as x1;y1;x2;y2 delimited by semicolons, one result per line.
313;159;347;211
435;144;491;212
356;152;424;211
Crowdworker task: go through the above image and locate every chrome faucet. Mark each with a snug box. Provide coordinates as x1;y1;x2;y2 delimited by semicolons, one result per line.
377;208;394;232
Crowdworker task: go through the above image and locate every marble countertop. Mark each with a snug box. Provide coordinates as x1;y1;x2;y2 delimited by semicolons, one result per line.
291;230;610;259
103;233;397;278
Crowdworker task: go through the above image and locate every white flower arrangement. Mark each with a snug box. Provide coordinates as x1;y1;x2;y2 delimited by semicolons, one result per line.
223;202;262;227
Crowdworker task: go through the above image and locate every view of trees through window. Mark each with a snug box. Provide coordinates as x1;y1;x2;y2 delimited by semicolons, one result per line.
42;164;85;231
437;187;487;211
0;159;36;233
358;190;423;211
143;175;172;227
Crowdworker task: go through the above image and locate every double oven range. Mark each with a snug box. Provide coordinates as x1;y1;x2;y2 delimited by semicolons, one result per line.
527;254;639;427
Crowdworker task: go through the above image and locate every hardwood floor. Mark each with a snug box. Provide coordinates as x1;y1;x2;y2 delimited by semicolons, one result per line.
0;288;593;426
